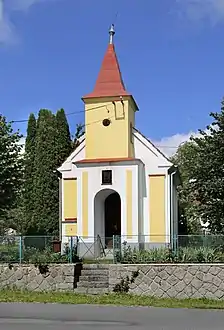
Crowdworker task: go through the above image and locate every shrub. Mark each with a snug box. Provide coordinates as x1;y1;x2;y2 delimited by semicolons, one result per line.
115;244;224;264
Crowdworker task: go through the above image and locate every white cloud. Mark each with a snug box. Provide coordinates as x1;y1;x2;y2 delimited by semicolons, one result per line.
176;0;224;24
153;131;199;157
18;136;25;154
0;0;57;44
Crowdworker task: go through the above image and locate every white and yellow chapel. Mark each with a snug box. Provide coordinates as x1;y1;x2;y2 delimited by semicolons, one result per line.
58;25;179;255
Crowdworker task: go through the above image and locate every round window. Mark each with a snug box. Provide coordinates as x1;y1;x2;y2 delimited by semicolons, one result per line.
102;118;111;127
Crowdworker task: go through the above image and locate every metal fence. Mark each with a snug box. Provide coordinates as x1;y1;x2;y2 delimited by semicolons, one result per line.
1;234;224;264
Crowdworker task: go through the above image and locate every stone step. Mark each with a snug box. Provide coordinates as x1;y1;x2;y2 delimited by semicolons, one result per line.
79;275;108;282
81;270;109;276
82;264;109;270
75;287;109;295
77;281;109;288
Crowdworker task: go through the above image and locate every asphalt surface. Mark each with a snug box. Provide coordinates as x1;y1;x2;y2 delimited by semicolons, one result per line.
0;303;223;330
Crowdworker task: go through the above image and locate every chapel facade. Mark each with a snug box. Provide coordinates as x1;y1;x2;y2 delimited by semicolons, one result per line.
58;25;179;256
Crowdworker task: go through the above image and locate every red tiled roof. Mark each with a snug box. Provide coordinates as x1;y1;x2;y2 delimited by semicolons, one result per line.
83;44;130;99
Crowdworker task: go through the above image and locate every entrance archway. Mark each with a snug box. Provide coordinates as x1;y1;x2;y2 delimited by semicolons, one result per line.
94;189;121;249
104;192;121;247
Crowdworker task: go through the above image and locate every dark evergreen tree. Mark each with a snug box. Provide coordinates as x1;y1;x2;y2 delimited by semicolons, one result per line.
0;115;23;233
72;123;84;149
55;108;72;166
23;113;36;233
33;109;59;235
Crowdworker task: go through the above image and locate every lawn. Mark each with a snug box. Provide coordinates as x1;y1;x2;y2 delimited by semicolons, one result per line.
0;290;224;309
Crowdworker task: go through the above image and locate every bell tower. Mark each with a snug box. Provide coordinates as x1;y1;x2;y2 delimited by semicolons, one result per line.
82;25;138;160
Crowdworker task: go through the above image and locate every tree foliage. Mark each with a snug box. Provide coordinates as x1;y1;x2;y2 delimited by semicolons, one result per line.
172;99;224;234
171;141;201;234
72;123;84;149
190;100;224;233
55;108;72;167
32;109;59;235
23;113;36;233
0;115;23;233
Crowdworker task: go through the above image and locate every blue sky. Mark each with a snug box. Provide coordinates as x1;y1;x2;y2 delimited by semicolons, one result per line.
1;0;224;155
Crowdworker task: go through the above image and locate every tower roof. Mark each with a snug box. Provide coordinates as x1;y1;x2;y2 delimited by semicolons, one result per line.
83;24;131;99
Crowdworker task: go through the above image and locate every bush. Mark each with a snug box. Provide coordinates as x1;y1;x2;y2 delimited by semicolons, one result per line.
0;243;82;264
0;244;19;263
115;243;224;264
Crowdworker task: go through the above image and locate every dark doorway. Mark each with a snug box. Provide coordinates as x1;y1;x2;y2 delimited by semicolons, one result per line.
104;192;121;248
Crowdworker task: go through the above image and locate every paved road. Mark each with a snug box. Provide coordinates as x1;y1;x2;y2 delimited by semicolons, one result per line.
0;303;223;330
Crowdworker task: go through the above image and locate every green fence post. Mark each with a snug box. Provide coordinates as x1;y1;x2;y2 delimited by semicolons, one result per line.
172;234;178;256
19;236;22;264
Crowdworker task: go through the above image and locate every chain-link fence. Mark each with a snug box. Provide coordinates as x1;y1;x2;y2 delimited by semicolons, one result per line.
1;234;224;264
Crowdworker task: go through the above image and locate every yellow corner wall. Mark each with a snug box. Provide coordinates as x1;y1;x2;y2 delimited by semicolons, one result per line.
65;223;77;236
126;170;133;237
82;172;88;237
84;98;135;159
149;175;166;243
63;179;77;219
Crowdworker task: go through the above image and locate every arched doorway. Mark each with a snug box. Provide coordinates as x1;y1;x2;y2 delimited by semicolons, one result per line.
104;192;121;247
94;189;121;249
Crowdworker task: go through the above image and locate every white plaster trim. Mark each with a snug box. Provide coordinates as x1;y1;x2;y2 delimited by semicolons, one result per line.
62;179;64;222
144;174;150;243
166;172;171;242
77;172;83;237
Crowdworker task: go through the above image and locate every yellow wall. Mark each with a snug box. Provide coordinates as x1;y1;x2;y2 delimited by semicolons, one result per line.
65;223;77;236
149;175;166;243
84;97;136;159
63;179;77;219
82;172;88;237
126;170;133;237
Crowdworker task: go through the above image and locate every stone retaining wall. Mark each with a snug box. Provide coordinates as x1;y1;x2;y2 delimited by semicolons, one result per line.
109;264;224;299
1;263;224;299
0;264;78;291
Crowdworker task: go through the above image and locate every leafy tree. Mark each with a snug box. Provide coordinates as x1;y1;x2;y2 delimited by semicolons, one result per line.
55;108;72;166
171;141;202;234
32;109;59;235
190;99;224;233
0;115;23;233
23;113;36;233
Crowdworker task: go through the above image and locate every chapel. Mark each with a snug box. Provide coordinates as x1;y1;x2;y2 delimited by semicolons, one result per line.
58;25;179;257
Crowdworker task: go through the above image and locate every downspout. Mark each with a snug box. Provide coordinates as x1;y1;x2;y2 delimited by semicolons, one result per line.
169;166;177;251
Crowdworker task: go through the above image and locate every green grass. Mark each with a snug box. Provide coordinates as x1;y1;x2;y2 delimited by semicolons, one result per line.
0;290;224;309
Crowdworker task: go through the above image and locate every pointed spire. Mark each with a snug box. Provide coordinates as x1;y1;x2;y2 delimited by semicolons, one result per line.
83;24;130;99
109;24;115;44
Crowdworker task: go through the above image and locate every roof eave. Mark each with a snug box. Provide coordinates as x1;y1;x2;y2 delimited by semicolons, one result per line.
82;94;139;111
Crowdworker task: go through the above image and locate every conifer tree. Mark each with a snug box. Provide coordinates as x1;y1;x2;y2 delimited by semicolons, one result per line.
23;113;36;233
55;108;72;166
33;109;59;235
73;123;84;149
